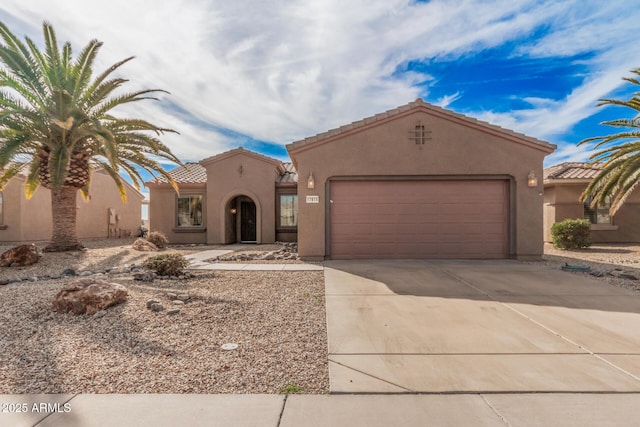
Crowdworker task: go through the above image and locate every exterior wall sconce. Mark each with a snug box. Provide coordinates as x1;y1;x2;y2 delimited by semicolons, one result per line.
527;171;538;187
230;208;237;214
307;172;315;190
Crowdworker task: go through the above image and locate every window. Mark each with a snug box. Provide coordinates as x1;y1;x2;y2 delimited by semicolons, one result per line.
279;194;297;227
583;197;612;225
177;195;203;227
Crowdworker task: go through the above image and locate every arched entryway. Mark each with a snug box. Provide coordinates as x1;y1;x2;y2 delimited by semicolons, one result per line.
227;196;257;243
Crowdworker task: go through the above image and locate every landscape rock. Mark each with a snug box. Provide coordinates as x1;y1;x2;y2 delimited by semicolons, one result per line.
133;272;155;282
167;308;180;315
177;294;190;301
146;299;160;309
132;238;159;252
150;303;164;312
0;244;40;267
166;293;177;300
172;300;184;306
79;271;93;277
62;268;77;276
52;279;129;315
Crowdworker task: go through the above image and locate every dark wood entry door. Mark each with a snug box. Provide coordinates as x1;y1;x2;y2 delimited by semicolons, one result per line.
240;201;257;242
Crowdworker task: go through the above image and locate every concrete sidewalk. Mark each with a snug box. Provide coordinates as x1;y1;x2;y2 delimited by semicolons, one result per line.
4;393;640;426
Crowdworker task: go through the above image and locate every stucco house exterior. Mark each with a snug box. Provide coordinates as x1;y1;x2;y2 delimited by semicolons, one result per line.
0;166;144;243
147;99;556;260
543;162;640;243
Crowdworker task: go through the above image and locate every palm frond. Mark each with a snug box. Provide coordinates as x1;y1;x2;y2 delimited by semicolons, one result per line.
24;158;40;199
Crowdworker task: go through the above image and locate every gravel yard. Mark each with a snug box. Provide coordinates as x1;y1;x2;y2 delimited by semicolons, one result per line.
537;243;640;293
0;239;329;394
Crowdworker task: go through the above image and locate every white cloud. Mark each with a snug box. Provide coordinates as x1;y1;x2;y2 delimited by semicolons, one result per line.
435;91;462;108
0;0;637;163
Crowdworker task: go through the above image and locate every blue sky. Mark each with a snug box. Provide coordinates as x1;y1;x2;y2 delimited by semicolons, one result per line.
1;0;639;184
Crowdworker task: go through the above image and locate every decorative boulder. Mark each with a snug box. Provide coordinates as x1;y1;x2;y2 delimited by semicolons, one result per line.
0;244;40;267
52;279;129;315
132;238;158;252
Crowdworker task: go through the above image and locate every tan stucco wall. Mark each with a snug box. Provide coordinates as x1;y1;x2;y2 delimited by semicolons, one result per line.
0;171;143;243
544;182;640;243
289;109;551;260
147;183;207;245
201;153;278;244
0;177;25;241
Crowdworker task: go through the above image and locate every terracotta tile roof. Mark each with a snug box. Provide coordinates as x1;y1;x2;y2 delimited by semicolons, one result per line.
151;162;207;184
200;146;284;168
287;98;556;154
148;160;298;185
277;162;298;185
543;162;603;180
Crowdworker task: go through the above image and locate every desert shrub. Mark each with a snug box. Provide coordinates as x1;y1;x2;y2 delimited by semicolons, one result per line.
143;253;189;276
146;231;169;249
551;218;591;249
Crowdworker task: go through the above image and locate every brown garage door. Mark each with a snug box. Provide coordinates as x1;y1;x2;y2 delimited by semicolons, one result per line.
330;180;509;259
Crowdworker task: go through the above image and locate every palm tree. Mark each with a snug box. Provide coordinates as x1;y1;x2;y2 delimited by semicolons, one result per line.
578;68;640;215
0;21;180;251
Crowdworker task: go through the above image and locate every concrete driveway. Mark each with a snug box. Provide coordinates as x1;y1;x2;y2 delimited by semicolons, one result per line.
324;260;640;393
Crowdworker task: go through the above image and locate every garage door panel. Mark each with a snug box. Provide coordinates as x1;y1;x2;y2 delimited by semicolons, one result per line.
330;180;509;259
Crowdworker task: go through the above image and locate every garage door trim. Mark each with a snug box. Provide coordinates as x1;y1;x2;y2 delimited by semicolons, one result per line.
325;175;515;259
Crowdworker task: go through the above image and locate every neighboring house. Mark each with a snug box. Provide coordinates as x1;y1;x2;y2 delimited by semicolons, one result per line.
0;166;144;243
147;99;556;260
543;162;640;243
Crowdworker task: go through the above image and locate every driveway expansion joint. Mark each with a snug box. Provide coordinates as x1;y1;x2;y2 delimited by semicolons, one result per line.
328;358;413;393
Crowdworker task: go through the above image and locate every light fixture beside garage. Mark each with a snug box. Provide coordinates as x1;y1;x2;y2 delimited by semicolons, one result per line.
307;172;315;189
527;171;538;187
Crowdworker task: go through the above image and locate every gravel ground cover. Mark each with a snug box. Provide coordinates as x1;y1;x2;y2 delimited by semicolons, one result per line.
535;243;640;293
0;239;329;394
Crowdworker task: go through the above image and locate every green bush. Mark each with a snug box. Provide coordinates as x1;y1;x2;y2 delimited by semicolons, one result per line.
143;253;189;276
147;231;169;249
551;219;591;249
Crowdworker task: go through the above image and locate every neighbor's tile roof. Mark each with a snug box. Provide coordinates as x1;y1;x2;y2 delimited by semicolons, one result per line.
152;162;207;184
277;162;298;185
544;162;603;180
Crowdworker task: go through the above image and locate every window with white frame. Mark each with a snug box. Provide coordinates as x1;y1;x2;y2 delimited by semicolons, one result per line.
177;195;203;227
279;194;297;227
583;197;612;225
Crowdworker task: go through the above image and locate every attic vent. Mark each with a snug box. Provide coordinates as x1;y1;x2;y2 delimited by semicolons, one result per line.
410;121;431;145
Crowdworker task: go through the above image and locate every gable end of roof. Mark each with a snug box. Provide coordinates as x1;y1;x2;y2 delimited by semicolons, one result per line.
287;98;556;155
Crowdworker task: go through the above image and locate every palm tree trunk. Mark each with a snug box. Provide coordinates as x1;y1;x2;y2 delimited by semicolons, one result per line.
44;186;84;252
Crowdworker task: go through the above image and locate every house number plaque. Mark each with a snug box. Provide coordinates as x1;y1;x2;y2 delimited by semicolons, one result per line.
306;195;320;204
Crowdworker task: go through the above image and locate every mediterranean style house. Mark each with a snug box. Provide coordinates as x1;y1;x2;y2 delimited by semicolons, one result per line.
0;166;144;242
148;99;556;260
543;162;640;243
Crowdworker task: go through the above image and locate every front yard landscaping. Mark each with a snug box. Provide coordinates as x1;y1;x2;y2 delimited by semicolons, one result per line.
0;239;328;394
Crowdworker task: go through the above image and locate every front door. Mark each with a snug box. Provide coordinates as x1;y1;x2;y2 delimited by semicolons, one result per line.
240;201;257;242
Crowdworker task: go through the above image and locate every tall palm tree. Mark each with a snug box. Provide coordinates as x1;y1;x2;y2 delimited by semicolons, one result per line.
0;21;180;251
578;68;640;215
